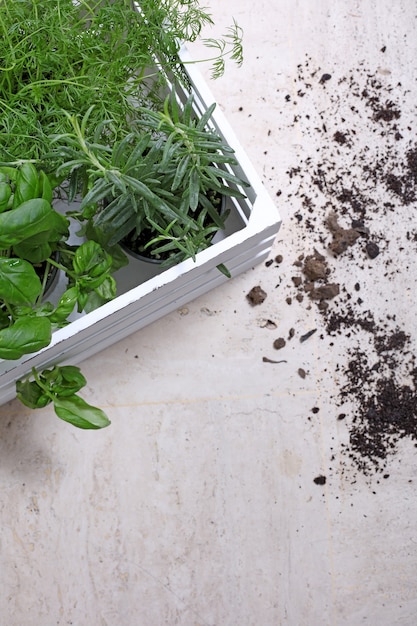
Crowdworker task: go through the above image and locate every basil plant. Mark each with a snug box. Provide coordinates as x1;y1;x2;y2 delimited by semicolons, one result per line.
0;163;121;429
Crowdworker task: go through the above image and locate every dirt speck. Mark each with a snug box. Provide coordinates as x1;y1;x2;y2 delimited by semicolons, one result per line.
303;251;329;281
273;337;286;350
308;283;340;301
366;241;380;259
334;130;348;144
326;212;361;256
319;73;332;84
246;286;267;306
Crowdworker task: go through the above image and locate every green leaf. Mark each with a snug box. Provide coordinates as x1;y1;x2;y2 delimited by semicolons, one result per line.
111;133;134;167
0;308;9;330
76;290;88;312
182;95;194;126
107;243;129;272
0;167;17;182
122;175;161;203
80;106;95;136
13;209;68;262
34;302;54;316
0;258;42;304
188;168;200;211
80;178;112;212
16;379;51;409
196;102;216;131
0;182;12;213
39;170;53;203
94;194;130;229
94;275;116;301
53;395;110;430
12;206;67;249
13;163;39;207
48;210;70;240
13;241;53;264
161;132;177;169
124;133;152;169
172;155;190;191
73;241;112;278
217;263;231;278
0;198;54;249
49;287;78;324
0;316;51;360
106;170;126;193
169;90;180;124
68;167;83;203
50;365;87;396
206;165;249;188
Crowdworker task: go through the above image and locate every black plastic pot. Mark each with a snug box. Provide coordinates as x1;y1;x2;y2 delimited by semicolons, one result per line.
121;192;226;264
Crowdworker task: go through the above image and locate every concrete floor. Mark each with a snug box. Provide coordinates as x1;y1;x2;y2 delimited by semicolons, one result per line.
1;1;417;624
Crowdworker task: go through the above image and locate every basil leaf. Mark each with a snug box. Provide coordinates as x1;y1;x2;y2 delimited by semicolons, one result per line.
0;182;12;213
56;366;87;394
53;395;110;429
94;275;116;301
0;258;42;304
0;198;53;248
16;379;51;409
0;316;51;360
49;287;78;324
13;163;39;207
13;242;53;264
73;241;112;278
39;170;53;203
0;308;9;330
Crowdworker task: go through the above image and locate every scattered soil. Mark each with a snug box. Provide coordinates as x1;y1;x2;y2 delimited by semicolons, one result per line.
260;56;417;480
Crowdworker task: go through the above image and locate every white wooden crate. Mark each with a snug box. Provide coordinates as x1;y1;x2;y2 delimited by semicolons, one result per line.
0;50;281;404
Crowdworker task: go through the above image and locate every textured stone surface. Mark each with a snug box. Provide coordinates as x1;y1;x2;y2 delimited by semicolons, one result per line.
1;2;416;625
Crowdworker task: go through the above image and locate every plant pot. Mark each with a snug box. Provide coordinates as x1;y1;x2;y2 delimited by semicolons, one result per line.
0;48;281;405
120;191;227;267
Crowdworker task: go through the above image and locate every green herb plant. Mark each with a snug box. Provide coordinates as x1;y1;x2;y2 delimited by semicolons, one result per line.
17;366;110;430
0;0;246;430
48;91;249;267
0;163;116;429
0;0;243;165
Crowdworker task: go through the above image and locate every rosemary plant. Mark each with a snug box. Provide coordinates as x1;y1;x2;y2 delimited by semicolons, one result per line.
49;91;249;265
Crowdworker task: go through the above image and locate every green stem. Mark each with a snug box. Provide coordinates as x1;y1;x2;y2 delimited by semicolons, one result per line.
36;259;52;306
31;367;54;402
47;255;74;276
3;301;14;320
14;78;95;99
